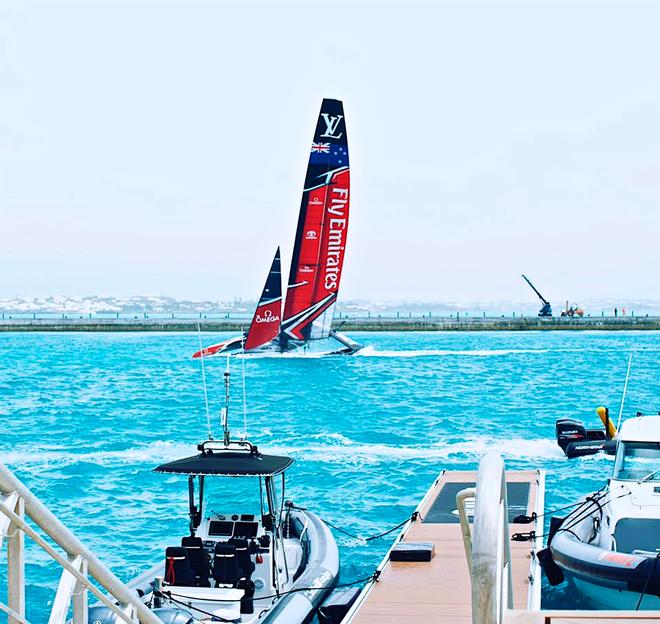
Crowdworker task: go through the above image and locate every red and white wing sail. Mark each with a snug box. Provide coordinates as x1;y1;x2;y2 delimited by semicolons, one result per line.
280;99;350;345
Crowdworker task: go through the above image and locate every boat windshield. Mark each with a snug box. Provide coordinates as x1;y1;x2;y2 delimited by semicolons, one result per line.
613;441;660;481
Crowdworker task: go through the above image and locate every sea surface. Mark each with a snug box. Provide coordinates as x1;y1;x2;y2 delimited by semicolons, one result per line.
0;330;658;621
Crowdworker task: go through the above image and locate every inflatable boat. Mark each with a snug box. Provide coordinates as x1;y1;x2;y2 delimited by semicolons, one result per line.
89;438;339;623
543;415;660;609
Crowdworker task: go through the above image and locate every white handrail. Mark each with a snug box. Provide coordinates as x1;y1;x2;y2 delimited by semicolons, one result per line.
456;487;476;574
457;453;514;624
0;460;163;624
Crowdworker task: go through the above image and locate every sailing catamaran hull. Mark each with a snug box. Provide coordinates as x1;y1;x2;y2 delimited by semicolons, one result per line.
192;331;362;358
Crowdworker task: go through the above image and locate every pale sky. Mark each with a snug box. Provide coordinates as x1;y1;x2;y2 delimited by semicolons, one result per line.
1;0;658;303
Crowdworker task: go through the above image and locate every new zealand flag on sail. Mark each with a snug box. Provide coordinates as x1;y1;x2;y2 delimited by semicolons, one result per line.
309;142;348;166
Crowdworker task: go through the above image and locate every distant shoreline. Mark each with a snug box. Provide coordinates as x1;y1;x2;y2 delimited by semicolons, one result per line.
1;316;658;332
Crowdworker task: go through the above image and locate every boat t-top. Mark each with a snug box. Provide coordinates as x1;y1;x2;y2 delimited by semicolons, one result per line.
544;415;660;609
193;98;362;358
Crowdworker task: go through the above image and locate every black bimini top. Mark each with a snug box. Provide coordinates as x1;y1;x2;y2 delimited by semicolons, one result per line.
154;448;294;477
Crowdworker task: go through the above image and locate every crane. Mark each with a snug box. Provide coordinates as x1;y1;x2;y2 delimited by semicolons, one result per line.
521;274;552;317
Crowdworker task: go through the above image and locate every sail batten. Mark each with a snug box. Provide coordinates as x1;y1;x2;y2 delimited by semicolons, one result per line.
280;99;350;346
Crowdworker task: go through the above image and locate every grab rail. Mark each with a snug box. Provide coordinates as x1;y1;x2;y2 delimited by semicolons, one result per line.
0;460;163;624
456;453;514;624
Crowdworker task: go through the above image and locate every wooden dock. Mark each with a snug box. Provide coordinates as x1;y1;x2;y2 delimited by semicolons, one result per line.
343;468;544;623
342;464;660;623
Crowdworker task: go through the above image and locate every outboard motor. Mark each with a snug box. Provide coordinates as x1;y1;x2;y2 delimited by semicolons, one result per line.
556;417;610;457
556;418;589;452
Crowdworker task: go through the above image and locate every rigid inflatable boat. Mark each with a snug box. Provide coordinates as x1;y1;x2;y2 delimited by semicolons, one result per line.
89;437;338;623
544;415;660;610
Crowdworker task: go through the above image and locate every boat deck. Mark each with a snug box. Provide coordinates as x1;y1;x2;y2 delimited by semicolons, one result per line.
343;469;543;624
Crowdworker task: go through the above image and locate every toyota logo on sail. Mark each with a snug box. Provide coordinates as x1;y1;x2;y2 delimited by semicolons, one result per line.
255;309;280;324
305;230;317;240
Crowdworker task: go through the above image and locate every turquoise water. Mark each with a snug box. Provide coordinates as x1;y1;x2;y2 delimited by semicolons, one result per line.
1;330;658;621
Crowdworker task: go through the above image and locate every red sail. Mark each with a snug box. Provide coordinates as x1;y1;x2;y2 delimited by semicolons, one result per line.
244;248;282;351
281;99;350;344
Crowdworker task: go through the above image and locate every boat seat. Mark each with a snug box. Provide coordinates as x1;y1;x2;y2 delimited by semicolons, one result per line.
229;537;255;578
613;518;660;554
181;536;211;587
212;542;242;587
164;546;196;587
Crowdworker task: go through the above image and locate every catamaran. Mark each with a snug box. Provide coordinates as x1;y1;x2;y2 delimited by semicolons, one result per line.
193;99;362;358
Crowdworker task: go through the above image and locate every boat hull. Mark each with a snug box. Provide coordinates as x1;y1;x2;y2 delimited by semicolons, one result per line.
568;571;660;610
192;332;363;358
549;505;660;610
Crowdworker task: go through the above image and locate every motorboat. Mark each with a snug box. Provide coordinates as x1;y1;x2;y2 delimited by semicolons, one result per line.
544;415;660;609
89;436;338;623
89;363;339;623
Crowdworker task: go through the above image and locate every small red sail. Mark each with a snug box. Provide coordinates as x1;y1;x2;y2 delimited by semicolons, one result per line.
280;99;350;345
244;248;282;350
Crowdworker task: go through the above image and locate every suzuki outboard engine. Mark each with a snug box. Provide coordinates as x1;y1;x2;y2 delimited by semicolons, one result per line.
556;418;589;452
556;417;613;458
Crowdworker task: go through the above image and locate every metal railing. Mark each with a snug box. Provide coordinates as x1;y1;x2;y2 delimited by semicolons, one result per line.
0;460;163;624
457;453;513;624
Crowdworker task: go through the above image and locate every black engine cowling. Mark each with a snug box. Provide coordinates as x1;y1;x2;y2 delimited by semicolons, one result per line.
556;418;588;452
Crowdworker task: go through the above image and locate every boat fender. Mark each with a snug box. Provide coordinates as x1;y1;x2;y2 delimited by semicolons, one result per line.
547;516;565;546
537;547;564;586
317;586;361;624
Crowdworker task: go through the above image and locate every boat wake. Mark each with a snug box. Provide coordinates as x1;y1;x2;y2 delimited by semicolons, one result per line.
355;346;550;358
1;435;563;469
236;350;328;359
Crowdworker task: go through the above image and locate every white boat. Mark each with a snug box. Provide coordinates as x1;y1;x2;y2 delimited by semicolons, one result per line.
193;98;361;358
545;415;660;609
88;438;339;623
88;363;339;623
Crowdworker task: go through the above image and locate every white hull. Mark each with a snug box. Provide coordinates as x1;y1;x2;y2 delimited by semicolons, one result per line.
571;573;660;610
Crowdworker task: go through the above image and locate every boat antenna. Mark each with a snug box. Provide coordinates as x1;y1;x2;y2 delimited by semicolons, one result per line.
616;352;634;430
222;355;231;446
197;323;213;440
240;328;248;440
